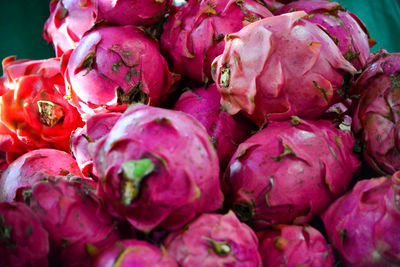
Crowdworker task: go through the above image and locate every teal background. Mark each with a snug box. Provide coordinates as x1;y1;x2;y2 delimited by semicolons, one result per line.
0;0;399;63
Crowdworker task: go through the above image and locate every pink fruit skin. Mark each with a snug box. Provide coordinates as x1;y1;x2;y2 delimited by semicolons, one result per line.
321;172;400;266
161;0;272;83
257;225;335;267
65;25;176;118
91;104;223;233
0;202;49;267
93;239;178;267
26;177;119;267
174;83;255;169
275;0;372;70
0;148;83;202
352;50;400;175
0;151;8;171
211;11;357;126
224;117;360;229
71;112;122;179
164;211;262;267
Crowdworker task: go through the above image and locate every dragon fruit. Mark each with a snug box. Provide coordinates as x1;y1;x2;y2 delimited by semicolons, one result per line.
322;171;400;266
174;83;255;169
275;0;372;70
164;211;262;266
352;50;400;175
0;202;49;267
93;239;178;267
224;117;360;229
0;151;8;172
0;56;84;159
71;112;122;179
161;0;272;83
23;176;119;267
65;25;177;118
91;104;223;233
257;224;335;267
0;148;83;202
211;11;357;126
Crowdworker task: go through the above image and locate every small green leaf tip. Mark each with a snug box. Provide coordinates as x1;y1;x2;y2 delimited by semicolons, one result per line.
203;236;231;256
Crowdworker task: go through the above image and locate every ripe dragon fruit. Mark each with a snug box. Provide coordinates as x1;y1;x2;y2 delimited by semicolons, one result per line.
257;225;335;267
23;176;119;267
322;171;400;266
275;0;373;70
224;117;360;229
93;239;178;267
352;50;400;175
0;148;83;202
174;83;255;170
0;57;84;159
64;25;177;118
161;0;272;83
44;0;171;57
91;104;223;233
211;11;357;126
164;211;262;266
0;202;49;267
71;112;122;179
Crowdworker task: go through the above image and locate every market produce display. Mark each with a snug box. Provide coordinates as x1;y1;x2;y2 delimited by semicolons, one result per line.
0;0;399;266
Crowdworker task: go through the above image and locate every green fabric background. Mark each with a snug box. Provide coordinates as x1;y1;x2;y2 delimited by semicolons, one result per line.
0;0;399;61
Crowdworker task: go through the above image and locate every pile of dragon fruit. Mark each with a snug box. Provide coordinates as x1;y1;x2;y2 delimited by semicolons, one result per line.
1;0;400;266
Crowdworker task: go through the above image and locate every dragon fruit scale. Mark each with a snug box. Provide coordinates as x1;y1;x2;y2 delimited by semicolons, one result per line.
65;25;177;118
0;148;83;202
275;0;372;71
224;117;360;229
322;172;400;266
164;211;262;266
93;239;178;267
174;83;255;170
211;11;357;126
91;104;223;233
23;176;119;267
161;0;273;83
0;202;49;267
0;57;84;158
257;224;335;267
352;50;400;175
71;112;122;179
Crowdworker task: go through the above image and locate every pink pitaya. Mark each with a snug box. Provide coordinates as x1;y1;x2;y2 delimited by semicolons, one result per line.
224;117;360;229
257;224;335;267
0;202;49;267
0;151;7;172
0;56;84;159
211;11;357;126
275;0;373;70
161;0;272;83
71;112;122;179
322;171;400;266
64;25;177;118
352;50;400;175
0;148;83;202
93;239;178;267
164;211;262;266
91;104;223;233
23;176;119;267
174;83;255;169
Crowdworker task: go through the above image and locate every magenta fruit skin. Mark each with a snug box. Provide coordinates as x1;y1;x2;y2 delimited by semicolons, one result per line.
164;211;262;266
224;117;360;229
174;83;255;170
352;50;400;175
211;11;357;126
321;171;400;266
257;224;335;267
0;202;49;267
93;239;178;267
161;0;273;83
91;104;223;233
